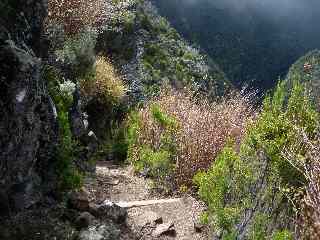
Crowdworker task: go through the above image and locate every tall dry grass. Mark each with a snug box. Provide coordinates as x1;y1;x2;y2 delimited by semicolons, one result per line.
283;129;320;239
137;88;256;186
80;56;126;105
47;0;106;35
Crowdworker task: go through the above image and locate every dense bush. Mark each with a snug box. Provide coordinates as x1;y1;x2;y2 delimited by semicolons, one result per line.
80;56;126;107
45;66;83;190
127;88;254;188
194;81;319;239
283;129;320;239
55;28;97;79
46;0;106;35
77;56;128;165
127;103;178;191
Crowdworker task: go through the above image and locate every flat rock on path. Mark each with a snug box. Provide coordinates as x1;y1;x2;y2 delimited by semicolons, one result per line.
84;161;208;240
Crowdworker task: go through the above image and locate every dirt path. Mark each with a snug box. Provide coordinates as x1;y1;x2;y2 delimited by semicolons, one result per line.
84;161;208;240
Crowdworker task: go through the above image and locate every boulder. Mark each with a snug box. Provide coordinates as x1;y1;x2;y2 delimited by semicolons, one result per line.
90;201;127;224
75;212;95;229
134;211;163;230
68;189;90;211
78;224;120;240
152;221;176;237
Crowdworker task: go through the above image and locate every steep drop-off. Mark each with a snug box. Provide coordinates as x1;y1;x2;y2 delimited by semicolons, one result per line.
153;0;320;91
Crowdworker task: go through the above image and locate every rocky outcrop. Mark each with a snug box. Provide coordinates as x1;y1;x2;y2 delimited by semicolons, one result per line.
0;0;58;215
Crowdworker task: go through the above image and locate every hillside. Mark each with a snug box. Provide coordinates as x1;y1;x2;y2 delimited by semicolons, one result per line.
1;0;320;240
285;50;320;108
153;0;320;90
97;0;229;101
0;0;227;239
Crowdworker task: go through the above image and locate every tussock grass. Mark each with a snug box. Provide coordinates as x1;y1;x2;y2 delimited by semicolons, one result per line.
128;88;255;186
80;56;127;106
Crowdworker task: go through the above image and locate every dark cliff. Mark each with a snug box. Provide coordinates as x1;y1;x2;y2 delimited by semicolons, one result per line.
0;0;58;215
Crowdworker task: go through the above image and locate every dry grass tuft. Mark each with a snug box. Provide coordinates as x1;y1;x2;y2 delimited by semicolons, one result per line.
284;129;320;239
80;56;126;105
135;88;256;186
46;0;107;35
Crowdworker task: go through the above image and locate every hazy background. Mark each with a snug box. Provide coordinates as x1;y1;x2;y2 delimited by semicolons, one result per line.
153;0;320;90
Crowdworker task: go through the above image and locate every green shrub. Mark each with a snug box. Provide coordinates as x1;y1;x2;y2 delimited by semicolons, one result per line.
126;104;178;188
110;124;129;161
55;109;83;190
135;146;173;178
137;5;228;99
193;146;242;235
44;66;83;190
272;230;293;240
123;11;136;34
151;104;178;130
55;28;97;78
80;56;126;106
194;81;318;239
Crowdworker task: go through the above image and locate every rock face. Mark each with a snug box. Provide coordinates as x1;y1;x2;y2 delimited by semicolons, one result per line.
0;0;58;215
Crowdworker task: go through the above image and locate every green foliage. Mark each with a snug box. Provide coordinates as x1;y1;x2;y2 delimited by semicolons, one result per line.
135;146;173;179
193;146;241;235
123;11;136;34
111;124;129;161
151;104;178;129
272;230;293;240
55;28;97;78
245;81;318;186
44;66;83;190
92;121;129;162
126;110;141;161
55;109;83;190
199;212;209;225
286;50;320;109
137;4;228;99
248;213;269;240
195;81;318;238
126;106;178;188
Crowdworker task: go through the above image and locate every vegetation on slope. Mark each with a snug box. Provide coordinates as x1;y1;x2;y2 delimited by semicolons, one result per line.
136;2;229;98
95;0;230;102
16;0;320;239
194;81;318;239
286;50;320;109
126;48;320;239
127;88;254;191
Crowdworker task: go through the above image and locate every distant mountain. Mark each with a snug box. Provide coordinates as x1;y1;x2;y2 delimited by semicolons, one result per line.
152;0;320;91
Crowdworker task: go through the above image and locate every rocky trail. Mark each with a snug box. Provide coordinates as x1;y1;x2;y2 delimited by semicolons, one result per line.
84;161;209;240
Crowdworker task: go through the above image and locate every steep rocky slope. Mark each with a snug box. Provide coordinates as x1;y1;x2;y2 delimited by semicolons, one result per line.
0;0;58;215
96;0;229;102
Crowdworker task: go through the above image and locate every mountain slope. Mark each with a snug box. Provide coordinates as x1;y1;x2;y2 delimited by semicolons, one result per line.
286;49;320;108
96;0;229;102
152;0;320;91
